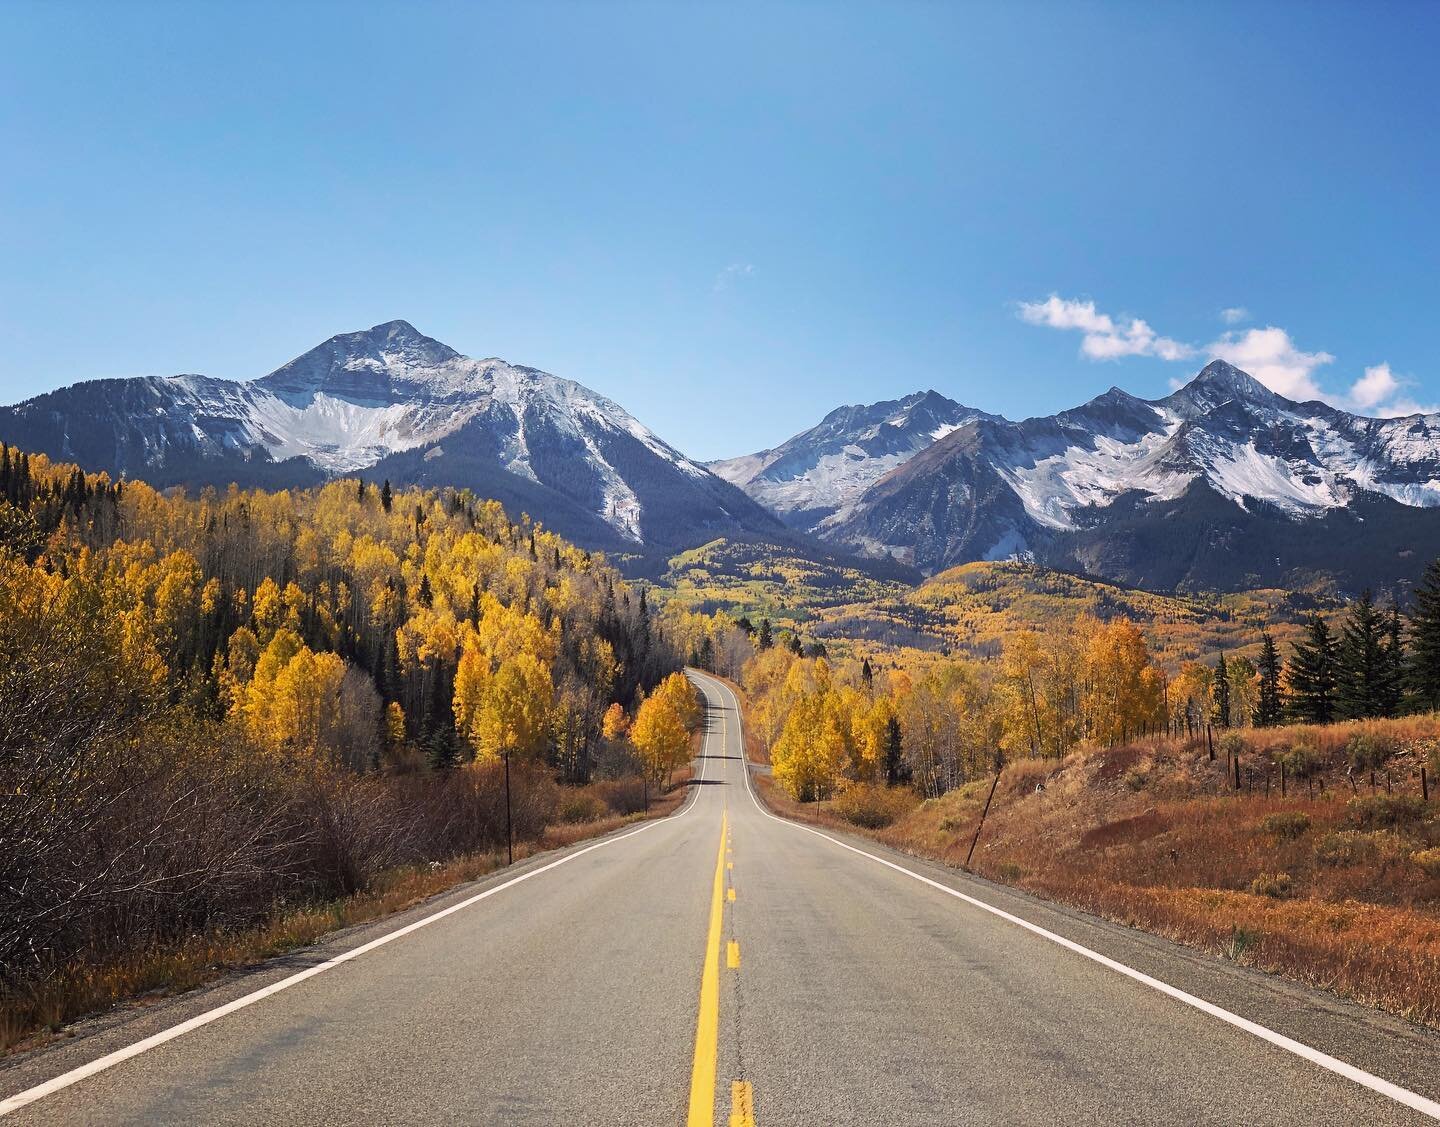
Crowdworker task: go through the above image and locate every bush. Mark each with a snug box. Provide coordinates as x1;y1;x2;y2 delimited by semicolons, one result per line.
1412;847;1440;878
1261;811;1312;840
1347;794;1427;830
1278;742;1323;779
1347;733;1393;772
590;778;649;816
1249;872;1293;899
831;783;918;829
1315;829;1409;868
557;791;609;824
1219;733;1247;760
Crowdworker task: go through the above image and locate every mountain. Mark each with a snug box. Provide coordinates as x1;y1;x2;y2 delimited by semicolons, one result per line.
0;320;783;553
708;390;999;532
739;361;1440;592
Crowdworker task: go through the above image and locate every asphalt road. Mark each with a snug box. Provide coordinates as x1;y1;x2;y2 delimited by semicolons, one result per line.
3;669;1438;1124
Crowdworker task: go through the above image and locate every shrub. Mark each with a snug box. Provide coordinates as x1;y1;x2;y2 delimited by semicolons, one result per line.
1412;847;1440;878
1249;872;1293;899
1278;742;1323;779
1261;811;1312;840
831;783;918;829
556;791;609;824
1219;733;1247;760
1347;733;1393;772
1347;794;1427;830
1315;829;1410;867
1124;769;1148;792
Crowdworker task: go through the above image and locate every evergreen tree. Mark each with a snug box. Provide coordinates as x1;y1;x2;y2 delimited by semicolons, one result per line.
883;715;910;786
1410;558;1440;709
787;632;803;657
424;723;461;771
1288;615;1338;724
1212;651;1231;728
1253;632;1285;727
356;477;366;502
697;634;715;671
861;657;874;691
1337;590;1388;719
1379;601;1406;717
380;479;393;513
756;618;773;650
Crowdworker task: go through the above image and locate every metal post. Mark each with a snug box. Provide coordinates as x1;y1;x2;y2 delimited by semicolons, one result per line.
504;750;514;866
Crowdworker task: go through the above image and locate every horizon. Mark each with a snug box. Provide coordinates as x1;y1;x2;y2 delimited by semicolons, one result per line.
3;2;1439;458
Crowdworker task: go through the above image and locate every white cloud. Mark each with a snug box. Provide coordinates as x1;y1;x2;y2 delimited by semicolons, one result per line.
1019;292;1436;416
1344;362;1439;417
713;262;754;293
1018;295;1194;362
1348;362;1399;410
1204;326;1334;401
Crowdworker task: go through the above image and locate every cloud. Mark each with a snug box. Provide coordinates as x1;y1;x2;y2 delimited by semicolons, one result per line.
1348;362;1399;410
1344;362;1439;417
1017;295;1194;362
1018;292;1436;416
1204;326;1334;401
713;262;754;293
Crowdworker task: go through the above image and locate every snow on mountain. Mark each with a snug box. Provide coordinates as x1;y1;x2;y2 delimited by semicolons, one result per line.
816;360;1440;590
0;320;777;551
709;390;1000;531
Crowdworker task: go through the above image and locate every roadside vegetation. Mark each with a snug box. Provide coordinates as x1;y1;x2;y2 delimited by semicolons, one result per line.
734;590;1440;1026
0;444;703;1051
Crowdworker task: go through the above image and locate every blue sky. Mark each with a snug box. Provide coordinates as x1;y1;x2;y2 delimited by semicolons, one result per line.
3;1;1438;459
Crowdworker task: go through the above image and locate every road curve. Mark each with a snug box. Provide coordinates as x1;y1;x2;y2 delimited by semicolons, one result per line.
1;670;1437;1124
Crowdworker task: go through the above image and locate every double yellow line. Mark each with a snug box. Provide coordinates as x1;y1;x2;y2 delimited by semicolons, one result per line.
688;810;753;1126
687;810;729;1126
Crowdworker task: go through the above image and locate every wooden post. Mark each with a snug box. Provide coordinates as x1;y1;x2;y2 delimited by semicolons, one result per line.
965;754;1004;871
1233;754;1240;791
1280;761;1286;797
1423;765;1429;802
1207;724;1214;762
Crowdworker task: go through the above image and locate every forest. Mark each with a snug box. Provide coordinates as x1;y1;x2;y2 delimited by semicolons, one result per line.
738;576;1440;804
0;444;704;1039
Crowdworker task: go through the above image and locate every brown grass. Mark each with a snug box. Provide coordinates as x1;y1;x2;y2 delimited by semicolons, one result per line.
754;715;1440;1028
0;767;695;1055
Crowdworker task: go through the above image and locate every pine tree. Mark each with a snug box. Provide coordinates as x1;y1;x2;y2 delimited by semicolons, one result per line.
788;632;803;657
1410;558;1440;709
883;715;909;786
1212;651;1231;728
1253;632;1285;727
697;634;715;671
861;657;874;691
1378;601;1406;717
356;477;366;502
1288;615;1338;724
757;618;773;650
380;479;393;513
1337;590;1388;719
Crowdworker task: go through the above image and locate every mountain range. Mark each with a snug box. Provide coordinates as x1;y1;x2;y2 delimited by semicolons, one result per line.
0;320;782;553
6;321;1440;592
720;361;1440;591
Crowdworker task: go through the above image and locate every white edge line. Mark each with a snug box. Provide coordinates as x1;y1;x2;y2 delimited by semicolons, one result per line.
0;727;712;1117
692;670;1440;1122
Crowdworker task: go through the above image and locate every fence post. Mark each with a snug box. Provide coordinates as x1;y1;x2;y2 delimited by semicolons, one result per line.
1207;724;1215;762
1280;761;1286;797
1233;754;1240;791
504;750;514;866
1423;765;1429;802
965;753;1004;871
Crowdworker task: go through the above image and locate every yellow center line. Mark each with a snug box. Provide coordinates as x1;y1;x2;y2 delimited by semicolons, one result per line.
729;1080;756;1127
727;941;741;969
687;809;729;1127
727;887;736;902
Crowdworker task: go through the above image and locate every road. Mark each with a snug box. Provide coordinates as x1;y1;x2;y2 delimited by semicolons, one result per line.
2;669;1439;1124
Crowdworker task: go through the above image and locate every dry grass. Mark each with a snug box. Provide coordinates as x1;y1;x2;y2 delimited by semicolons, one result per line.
0;768;695;1055
756;715;1440;1028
